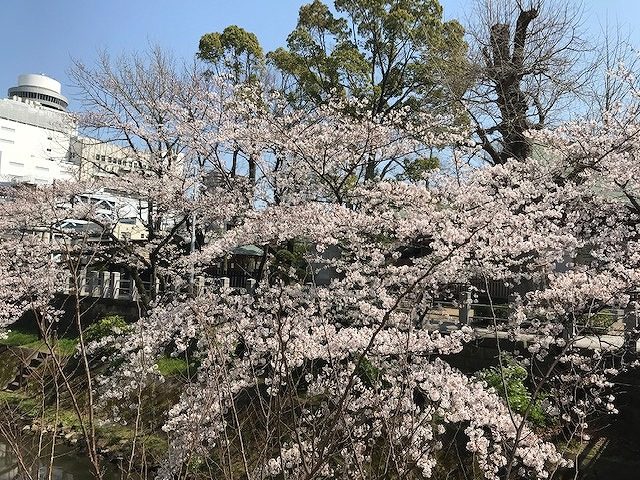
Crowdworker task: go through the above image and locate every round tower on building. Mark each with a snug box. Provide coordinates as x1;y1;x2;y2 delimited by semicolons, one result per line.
7;74;68;112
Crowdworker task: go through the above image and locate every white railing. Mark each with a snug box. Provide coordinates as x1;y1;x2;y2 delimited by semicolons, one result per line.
63;270;256;301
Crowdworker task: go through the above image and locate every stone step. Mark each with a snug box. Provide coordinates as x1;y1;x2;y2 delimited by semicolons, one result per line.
6;381;20;391
3;352;51;392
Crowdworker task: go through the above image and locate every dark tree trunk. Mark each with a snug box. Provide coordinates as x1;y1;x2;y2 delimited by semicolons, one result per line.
482;7;539;164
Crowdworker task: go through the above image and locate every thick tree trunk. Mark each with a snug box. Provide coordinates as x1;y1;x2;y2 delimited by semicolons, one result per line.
483;7;539;164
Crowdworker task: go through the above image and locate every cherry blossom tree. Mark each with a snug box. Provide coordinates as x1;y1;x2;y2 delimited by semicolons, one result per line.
2;51;640;480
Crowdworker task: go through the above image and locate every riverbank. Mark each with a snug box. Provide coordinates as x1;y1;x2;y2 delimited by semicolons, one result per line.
0;333;180;478
3;325;640;479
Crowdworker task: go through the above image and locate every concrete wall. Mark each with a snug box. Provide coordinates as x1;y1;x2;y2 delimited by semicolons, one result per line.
12;295;142;335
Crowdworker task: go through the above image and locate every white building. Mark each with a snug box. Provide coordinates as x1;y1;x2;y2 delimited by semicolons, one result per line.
0;74;149;186
0;75;77;185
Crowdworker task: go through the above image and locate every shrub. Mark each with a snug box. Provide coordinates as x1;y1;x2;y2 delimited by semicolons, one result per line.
472;304;510;320
581;309;616;331
477;358;550;426
85;315;131;343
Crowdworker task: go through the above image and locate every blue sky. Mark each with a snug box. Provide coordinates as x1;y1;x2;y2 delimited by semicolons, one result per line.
2;1;639;110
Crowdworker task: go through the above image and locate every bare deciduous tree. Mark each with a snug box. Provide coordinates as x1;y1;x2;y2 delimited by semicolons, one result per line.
464;0;591;164
586;18;640;119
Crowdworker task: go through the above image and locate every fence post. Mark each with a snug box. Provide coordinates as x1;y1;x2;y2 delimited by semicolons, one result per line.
99;271;110;298
195;275;205;296
79;270;89;296
624;297;639;333
563;316;577;341
130;277;139;302
624;296;640;354
62;272;71;295
458;291;472;325
89;271;100;297
110;272;121;300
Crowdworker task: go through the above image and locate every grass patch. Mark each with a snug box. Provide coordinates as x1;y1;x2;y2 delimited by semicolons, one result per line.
54;338;79;356
0;330;39;347
95;423;168;459
0;390;40;414
18;338;78;356
42;406;85;429
1;327;78;357
156;357;189;377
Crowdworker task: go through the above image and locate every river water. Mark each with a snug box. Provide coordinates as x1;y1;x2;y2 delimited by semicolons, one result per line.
0;435;121;480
